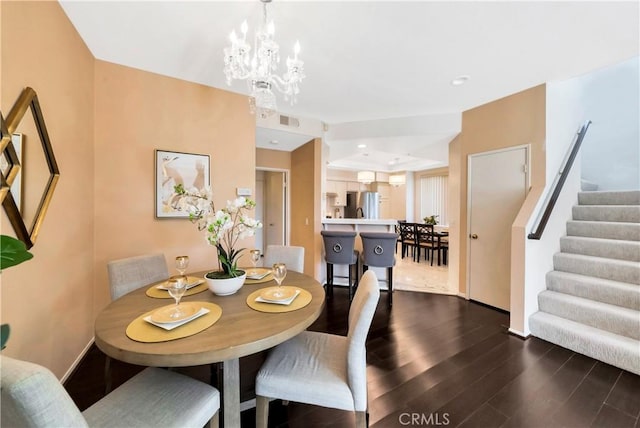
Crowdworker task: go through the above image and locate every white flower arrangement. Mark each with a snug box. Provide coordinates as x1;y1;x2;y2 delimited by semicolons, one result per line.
174;184;262;277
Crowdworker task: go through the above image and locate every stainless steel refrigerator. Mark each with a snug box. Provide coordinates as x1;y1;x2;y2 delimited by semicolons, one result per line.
358;191;380;219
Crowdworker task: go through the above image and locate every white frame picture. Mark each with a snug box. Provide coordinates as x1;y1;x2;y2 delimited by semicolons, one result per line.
155;149;210;218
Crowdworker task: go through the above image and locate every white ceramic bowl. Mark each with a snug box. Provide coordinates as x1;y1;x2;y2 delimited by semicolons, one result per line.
204;271;246;296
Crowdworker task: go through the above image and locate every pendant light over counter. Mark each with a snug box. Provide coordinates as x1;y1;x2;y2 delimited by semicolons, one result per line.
357;171;375;184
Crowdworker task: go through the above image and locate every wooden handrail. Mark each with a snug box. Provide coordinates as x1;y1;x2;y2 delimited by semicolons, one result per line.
528;120;592;240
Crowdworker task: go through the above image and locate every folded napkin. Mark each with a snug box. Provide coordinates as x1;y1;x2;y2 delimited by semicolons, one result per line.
143;307;210;331
156;277;203;290
255;289;300;306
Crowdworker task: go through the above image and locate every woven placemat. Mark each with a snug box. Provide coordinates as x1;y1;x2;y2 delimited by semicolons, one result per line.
126;301;222;343
246;286;312;313
145;277;208;299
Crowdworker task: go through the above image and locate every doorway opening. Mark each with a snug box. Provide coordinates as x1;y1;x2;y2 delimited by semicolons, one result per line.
255;168;290;258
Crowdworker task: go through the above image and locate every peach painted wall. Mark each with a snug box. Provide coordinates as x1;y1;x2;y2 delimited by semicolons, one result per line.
290;139;323;279
256;148;291;170
449;85;546;297
1;1;96;378
1;2;255;379
94;61;255;316
447;135;462;295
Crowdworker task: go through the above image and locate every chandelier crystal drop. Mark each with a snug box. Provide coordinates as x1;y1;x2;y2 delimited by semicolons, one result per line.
223;0;305;118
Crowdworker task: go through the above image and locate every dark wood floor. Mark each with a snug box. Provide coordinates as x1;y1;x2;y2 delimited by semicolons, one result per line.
64;288;640;428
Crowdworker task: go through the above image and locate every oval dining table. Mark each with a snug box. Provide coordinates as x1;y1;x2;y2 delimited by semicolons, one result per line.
94;270;325;428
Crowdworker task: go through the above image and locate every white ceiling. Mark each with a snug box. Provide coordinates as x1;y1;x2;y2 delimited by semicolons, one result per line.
60;1;639;172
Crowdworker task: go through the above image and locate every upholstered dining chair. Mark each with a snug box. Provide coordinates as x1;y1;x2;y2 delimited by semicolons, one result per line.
263;245;305;273
255;270;380;428
107;253;169;301
105;253;169;392
1;356;220;428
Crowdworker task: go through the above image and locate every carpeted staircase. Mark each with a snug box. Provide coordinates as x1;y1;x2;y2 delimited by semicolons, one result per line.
529;190;640;375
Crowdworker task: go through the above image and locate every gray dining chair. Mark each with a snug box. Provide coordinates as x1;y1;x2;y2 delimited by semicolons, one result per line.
255;270;380;428
263;245;305;273
360;232;399;308
1;355;220;428
105;253;169;392
107;253;169;301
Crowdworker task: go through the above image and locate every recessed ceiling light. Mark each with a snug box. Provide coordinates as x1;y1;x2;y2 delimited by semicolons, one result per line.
357;144;367;148
451;75;470;86
269;140;279;145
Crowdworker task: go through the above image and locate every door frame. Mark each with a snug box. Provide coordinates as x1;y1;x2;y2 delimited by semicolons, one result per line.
256;167;290;248
465;144;530;304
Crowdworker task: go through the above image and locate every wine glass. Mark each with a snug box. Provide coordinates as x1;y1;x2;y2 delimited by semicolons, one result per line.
175;256;189;276
249;249;261;275
166;275;187;319
272;263;287;298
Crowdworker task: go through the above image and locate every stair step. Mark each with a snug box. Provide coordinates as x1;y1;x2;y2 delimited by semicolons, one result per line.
560;236;640;262
546;271;640;311
566;220;640;241
572;205;640;223
538;290;640;340
578;190;640;206
553;253;640;285
529;312;640;375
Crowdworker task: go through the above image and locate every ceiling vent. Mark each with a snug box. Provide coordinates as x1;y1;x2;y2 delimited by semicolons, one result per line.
279;115;300;128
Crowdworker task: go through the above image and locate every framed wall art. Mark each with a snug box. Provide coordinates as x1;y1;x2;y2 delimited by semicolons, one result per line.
155;149;210;218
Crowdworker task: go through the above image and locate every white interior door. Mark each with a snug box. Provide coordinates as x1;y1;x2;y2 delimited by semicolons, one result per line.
265;171;286;248
468;146;529;311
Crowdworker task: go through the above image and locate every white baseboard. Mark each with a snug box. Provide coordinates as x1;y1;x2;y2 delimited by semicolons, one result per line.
508;328;529;339
62;337;94;383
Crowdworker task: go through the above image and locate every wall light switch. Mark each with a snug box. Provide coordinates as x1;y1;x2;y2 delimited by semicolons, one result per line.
236;187;252;196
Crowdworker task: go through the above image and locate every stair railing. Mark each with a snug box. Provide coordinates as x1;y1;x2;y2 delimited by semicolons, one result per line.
528;120;592;240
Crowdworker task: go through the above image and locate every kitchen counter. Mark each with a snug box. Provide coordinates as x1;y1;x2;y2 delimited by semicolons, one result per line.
320;218;398;288
321;218;397;232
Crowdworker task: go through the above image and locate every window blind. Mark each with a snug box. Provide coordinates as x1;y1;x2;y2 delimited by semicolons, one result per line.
420;175;448;225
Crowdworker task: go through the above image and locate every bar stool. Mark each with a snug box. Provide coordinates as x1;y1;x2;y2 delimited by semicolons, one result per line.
321;230;359;301
360;232;399;308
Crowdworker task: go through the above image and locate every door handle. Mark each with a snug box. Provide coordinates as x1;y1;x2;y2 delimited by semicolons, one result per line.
470;234;478;239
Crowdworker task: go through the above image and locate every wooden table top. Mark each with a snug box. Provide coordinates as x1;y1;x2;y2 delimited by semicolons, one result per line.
94;270;325;367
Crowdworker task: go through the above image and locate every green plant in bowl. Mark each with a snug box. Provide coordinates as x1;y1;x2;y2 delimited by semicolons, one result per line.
423;215;439;225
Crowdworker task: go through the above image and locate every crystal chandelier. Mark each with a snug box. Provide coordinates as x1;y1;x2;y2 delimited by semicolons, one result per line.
223;0;305;118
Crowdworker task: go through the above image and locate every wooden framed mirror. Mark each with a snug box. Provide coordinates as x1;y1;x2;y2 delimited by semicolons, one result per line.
1;87;60;249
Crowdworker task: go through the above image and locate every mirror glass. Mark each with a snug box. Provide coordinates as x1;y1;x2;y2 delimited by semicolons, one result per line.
13;112;50;233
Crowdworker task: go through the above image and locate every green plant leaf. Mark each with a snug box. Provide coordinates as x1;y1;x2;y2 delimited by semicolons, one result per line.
0;235;33;270
1;324;10;350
